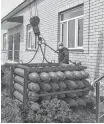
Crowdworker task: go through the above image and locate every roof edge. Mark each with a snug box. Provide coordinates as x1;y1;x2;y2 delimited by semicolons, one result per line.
1;0;35;23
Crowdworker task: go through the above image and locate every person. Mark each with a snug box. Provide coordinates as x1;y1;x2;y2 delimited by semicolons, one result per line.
58;42;69;64
58;42;82;66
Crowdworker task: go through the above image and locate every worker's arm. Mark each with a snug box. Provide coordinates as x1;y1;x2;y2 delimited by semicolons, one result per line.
55;49;59;53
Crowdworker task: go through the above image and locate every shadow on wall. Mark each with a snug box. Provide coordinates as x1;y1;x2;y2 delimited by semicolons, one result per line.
94;31;104;79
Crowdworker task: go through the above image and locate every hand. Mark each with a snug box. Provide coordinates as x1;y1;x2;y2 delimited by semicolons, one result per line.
73;60;81;66
90;85;95;91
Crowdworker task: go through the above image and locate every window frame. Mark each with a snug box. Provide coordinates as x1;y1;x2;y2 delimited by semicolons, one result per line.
8;33;20;62
3;33;7;50
60;8;84;50
26;24;37;50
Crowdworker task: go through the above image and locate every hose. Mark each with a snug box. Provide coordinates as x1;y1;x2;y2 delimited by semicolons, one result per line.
41;37;58;53
23;36;58;64
26;45;39;64
42;43;46;63
39;44;51;64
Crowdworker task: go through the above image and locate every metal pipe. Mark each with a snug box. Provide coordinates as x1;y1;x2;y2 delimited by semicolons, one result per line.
96;82;100;123
10;66;14;98
23;68;28;111
34;87;89;97
91;74;104;86
100;114;104;119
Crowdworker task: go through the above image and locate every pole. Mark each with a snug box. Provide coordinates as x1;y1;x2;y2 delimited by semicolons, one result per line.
96;82;100;123
23;68;28;111
10;66;14;98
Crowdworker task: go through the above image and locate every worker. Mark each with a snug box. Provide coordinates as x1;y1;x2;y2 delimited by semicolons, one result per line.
58;42;82;66
58;42;69;64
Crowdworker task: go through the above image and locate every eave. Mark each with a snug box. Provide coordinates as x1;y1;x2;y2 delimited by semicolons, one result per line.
1;0;36;23
1;16;23;30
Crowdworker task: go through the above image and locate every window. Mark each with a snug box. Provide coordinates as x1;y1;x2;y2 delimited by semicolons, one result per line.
3;33;7;50
8;33;20;62
60;5;84;49
26;24;37;50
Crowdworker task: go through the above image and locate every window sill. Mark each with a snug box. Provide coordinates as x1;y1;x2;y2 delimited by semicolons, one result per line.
6;60;18;64
68;48;84;52
25;49;37;51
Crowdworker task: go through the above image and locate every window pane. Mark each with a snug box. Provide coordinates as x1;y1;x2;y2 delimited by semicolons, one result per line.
8;51;13;60
8;38;13;50
27;24;37;49
62;22;67;47
14;51;19;62
3;39;6;49
31;32;35;49
8;35;13;60
14;33;20;50
61;6;83;21
3;33;7;50
35;36;38;48
28;32;32;48
68;20;75;48
14;33;20;62
78;18;83;46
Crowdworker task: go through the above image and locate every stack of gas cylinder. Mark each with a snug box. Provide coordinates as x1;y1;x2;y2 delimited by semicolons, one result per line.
13;65;92;111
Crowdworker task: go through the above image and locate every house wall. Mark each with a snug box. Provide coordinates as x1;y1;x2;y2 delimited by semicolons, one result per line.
3;0;104;81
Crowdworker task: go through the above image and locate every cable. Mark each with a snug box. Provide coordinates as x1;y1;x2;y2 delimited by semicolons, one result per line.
18;36;76;65
42;43;46;63
28;0;33;18
24;35;57;64
26;45;39;64
41;37;58;53
41;37;79;65
34;0;38;16
25;36;51;64
39;44;51;64
40;37;59;63
18;35;77;65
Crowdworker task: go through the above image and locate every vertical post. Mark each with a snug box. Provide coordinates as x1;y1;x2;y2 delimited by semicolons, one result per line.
23;68;28;111
96;82;100;123
10;66;14;98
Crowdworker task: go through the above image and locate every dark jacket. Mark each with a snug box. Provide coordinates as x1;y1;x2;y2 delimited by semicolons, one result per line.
58;47;69;64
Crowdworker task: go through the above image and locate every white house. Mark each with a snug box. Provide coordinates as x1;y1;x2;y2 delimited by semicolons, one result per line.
1;0;104;80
